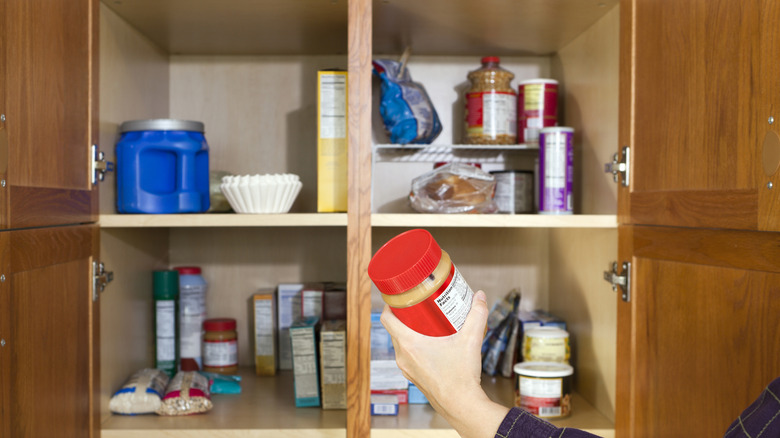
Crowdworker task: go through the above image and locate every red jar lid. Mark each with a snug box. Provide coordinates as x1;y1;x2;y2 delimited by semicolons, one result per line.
203;318;236;332
481;56;500;64
368;229;443;295
175;266;202;275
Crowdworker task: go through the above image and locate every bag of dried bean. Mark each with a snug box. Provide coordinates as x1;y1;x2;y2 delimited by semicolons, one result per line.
157;371;213;416
109;368;170;415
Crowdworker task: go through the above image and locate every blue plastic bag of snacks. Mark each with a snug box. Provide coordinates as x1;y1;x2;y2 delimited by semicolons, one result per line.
373;59;442;145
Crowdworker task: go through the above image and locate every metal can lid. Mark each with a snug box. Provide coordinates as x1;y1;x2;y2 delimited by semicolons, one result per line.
519;78;559;86
120;119;205;133
524;326;569;338
514;361;574;378
540;126;574;133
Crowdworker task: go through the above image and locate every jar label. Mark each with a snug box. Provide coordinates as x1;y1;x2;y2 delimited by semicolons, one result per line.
466;91;517;137
203;339;238;367
433;267;474;332
156;301;176;362
519;376;563;417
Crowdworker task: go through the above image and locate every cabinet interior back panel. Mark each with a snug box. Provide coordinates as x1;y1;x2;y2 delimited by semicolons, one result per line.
169;56;347;213
169;227;347;366
99;4;171;214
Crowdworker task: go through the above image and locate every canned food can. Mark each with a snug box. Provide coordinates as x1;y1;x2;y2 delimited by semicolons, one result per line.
518;79;558;144
490;170;534;213
514;362;573;419
522;327;570;363
538;127;574;214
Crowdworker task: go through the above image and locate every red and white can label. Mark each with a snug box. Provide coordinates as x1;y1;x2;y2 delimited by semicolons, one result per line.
203;339;238;367
466;91;517;137
519;376;563;417
518;82;558;143
433;267;474;332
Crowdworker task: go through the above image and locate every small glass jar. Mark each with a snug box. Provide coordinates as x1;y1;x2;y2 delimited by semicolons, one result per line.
202;318;238;374
523;327;570;363
368;229;474;336
464;56;517;145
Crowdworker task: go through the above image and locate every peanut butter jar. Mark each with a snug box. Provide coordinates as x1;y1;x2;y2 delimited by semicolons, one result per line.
202;318;238;374
368;229;474;337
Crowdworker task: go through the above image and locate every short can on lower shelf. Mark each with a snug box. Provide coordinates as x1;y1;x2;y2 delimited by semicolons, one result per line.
514;361;573;419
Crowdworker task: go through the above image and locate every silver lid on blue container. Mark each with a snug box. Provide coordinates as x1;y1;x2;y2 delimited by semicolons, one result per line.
120;119;205;133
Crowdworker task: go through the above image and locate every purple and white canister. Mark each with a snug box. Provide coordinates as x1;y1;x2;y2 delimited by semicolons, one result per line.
538;127;574;214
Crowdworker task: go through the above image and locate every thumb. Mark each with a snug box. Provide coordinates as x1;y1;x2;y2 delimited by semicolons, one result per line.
459;290;488;338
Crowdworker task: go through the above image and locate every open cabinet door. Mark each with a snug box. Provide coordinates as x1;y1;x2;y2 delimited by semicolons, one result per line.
615;1;780;437
1;225;100;438
1;0;101;229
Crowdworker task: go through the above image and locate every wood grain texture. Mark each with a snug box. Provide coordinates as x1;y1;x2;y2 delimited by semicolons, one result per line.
632;226;780;273
0;232;9;438
630;0;761;229
90;226;100;438
347;0;372;436
631;259;780;437
630;189;757;230
617;0;634;225
9;185;93;229
0;0;7;230
758;0;780;232
10;224;93;272
89;0;100;222
614;225;634;438
9;228;96;437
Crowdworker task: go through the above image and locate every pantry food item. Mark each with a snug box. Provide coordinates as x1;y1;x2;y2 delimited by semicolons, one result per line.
290;317;321;407
109;368;170;415
116;119;210;214
220;174;302;214
320;320;347;410
157;371;213;416
518;79;559;144
153;270;178;378
373;58;442;144
490;170;534;213
318;70;348;212
368;229;475;336
207;170;233;212
464;57;517;144
523;326;571;363
253;291;276;376
203;318;238;374
539;127;574;214
514;362;573;419
409;163;498;214
176;266;207;372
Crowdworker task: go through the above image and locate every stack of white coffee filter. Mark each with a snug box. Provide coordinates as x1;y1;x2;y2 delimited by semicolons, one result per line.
220;174;302;214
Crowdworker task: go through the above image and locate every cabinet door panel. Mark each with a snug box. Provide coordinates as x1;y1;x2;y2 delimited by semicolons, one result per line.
5;225;98;438
3;0;98;229
621;0;777;230
616;225;780;437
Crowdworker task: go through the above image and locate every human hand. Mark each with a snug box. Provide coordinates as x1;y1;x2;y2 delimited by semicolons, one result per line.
381;290;509;438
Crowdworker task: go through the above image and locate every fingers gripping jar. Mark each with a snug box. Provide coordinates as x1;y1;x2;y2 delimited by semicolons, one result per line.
368;229;475;337
464;56;517;145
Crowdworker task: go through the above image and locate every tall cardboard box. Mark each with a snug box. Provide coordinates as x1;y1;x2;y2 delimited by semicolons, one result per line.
290;317;321;407
317;70;348;212
319;320;347;410
252;291;276;376
277;283;304;370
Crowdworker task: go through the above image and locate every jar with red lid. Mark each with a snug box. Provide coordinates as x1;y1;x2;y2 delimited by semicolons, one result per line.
202;318;238;374
368;229;475;336
464;56;517;145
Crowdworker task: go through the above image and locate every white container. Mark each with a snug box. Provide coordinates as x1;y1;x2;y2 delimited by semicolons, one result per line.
175;266;207;371
514;361;573;419
522;326;570;363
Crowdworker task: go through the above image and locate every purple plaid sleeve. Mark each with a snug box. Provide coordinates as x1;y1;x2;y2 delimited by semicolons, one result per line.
494;408;602;438
723;377;780;438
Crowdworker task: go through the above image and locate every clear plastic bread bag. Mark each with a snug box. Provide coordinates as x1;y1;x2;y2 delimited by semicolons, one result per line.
409;163;498;214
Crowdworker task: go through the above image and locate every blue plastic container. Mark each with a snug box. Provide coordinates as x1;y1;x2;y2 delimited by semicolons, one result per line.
116;119;210;214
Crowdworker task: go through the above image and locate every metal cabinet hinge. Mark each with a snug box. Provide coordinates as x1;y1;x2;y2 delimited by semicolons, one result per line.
604;261;631;302
93;261;114;302
92;144;114;185
605;146;630;187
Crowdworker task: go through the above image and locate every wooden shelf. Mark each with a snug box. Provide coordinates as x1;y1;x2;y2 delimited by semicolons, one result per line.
100;0;347;55
371;375;614;437
99;213;348;228
101;370;346;438
371;214;617;228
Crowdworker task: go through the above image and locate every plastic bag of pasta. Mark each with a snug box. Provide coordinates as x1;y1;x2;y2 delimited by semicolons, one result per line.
157;371;213;416
373;58;442;145
409;163;498;214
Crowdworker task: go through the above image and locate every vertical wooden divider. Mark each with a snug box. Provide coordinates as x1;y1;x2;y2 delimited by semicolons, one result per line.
346;0;372;437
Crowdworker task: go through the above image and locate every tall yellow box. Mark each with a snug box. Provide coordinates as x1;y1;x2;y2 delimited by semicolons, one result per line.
252;291;276;376
317;70;348;212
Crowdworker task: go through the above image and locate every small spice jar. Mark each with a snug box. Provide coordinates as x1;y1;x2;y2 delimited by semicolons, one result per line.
368;229;474;337
464;56;517;145
202;318;238;374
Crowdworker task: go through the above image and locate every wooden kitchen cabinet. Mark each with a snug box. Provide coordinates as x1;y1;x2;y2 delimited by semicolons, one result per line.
3;0;778;437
